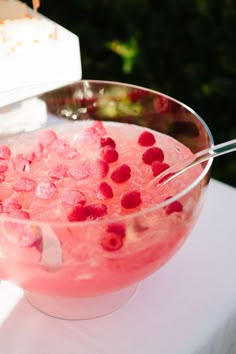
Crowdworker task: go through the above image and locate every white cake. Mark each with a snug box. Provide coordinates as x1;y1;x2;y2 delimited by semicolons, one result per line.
0;97;47;135
0;0;82;108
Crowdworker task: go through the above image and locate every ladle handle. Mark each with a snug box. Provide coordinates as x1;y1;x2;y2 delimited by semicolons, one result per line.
150;139;236;188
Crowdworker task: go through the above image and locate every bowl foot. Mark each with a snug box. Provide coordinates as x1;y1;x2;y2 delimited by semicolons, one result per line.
25;285;137;320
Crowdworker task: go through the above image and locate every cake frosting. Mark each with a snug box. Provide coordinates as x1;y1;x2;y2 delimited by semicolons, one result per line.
0;0;55;55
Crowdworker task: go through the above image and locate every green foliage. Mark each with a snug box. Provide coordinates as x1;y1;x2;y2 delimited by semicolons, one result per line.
26;0;236;186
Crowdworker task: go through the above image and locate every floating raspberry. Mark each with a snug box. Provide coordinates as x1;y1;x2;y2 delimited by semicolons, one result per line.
68;205;88;222
51;139;69;152
69;162;90;180
61;190;87;206
121;191;142;209
53;143;79;160
12;154;32;174
165;197;183;215
83;121;106;143
100;137;116;148
85;204;107;220
52;140;79;159
25;152;35;163
9;210;30;220
159;172;175;184
138;131;156;146
99;145;119;163
90;159;109;179
0;201;3;213
59;147;79;160
52;139;79;160
0;161;8;173
0;173;5;183
151;161;170;177
0;145;11;160
36;180;57;199
110;164;131;183
92;120;106;134
3;198;22;213
100;233;124;252
83;128;99;144
31;143;44;159
17;224;41;247
142;147;164;165
38;129;57;147
48;164;68;180
96;182;114;199
12;177;36;192
5;215;41;247
106;222;126;237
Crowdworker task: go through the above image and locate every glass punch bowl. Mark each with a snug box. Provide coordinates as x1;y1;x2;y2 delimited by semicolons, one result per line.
0;80;213;319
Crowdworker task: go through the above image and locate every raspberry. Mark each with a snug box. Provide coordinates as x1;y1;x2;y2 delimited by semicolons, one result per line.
110;164;131;183
100;233;124;252
92;120;106;134
0;201;3;213
3;198;22;213
12;177;36;192
99;145;119;163
142;147;164;165
36;180;57;199
12;154;32;174
69;162;90;180
9;210;30;220
165;197;183;215
80;97;96;107
151;161;170;177
60;147;79;160
100;137;116;148
38;129;57;147
91;121;107;138
0;145;11;160
121;191;142;209
159;172;175;184
128;89;147;103
31;143;44;159
153;96;171;114
0;173;5;183
0;161;8;173
61;190;87;206
90;159;109;179
85;204;107;220
83;128;99;143
67;205;88;222
83;121;106;143
96;182;114;199
52;139;69;152
5;216;41;247
106;222;126;237
48;164;68;180
51;139;79;159
101;222;127;251
138;131;156;146
25;152;35;163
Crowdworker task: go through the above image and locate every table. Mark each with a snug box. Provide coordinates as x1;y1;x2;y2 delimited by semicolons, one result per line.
0;179;236;354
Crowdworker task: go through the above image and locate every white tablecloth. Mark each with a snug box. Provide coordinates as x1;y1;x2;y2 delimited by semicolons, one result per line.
1;179;236;354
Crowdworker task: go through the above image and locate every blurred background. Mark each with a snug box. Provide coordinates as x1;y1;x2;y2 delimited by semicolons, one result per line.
26;0;236;186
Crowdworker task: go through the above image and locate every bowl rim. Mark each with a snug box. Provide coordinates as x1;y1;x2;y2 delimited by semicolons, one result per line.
0;79;214;227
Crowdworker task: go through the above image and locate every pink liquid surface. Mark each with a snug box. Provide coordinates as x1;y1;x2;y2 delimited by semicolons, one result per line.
0;121;203;297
